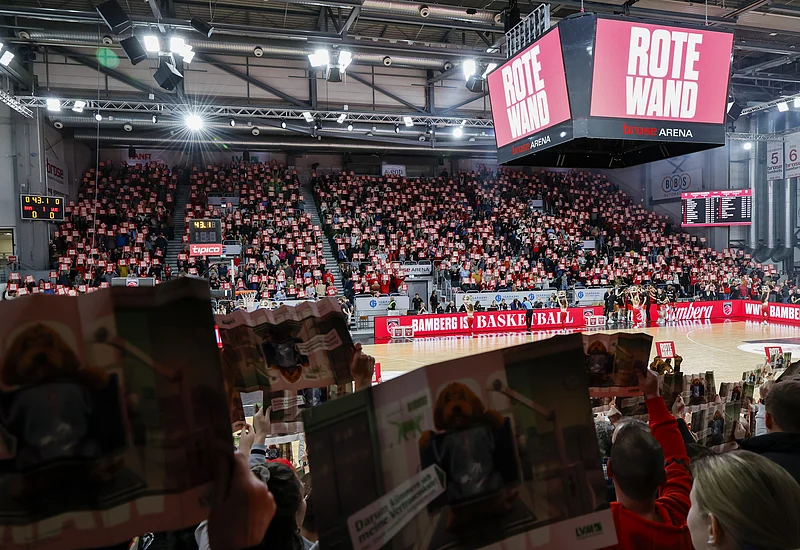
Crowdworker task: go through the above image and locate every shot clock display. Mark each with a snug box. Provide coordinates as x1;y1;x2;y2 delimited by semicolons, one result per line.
189;219;222;244
20;194;65;221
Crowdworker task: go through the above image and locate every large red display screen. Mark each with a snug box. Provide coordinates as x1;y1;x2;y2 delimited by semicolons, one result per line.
590;20;733;124
487;27;572;148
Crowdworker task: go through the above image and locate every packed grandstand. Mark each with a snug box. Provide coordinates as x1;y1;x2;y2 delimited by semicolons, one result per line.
6;159;793;308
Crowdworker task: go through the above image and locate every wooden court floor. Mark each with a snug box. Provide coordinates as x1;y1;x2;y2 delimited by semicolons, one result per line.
364;320;800;384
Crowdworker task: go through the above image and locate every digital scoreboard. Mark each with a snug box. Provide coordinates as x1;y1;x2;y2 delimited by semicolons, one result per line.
681;189;752;227
20;194;65;221
189;219;222;244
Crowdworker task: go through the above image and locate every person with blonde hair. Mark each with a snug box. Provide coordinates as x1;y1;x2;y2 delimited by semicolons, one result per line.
687;450;800;550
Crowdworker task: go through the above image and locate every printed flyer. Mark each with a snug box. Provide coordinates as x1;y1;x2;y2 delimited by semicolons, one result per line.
304;333;617;550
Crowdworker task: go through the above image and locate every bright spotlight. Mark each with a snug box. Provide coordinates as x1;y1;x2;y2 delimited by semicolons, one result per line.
46;98;61;112
308;49;329;67
777;101;789;112
462;59;476;81
229;119;235;127
72;100;86;113
280;119;287;129
347;123;353;131
185;114;203;131
795;97;800;108
453;126;463;138
170;37;186;54
403;116;413;127
95;112;103;121
394;124;400;133
560;131;567;138
143;35;160;53
182;47;195;63
152;115;158;124
338;50;352;70
743;142;753;150
336;113;346;124
0;50;14;67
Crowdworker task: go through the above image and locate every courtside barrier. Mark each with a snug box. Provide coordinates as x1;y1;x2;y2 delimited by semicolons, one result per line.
374;301;800;342
374;307;604;342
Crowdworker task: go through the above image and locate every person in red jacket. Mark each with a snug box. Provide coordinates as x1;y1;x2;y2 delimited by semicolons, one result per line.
603;367;693;550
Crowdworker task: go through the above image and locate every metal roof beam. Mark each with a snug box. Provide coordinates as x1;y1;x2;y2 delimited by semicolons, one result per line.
346;71;428;113
340;7;360;36
197;53;311;107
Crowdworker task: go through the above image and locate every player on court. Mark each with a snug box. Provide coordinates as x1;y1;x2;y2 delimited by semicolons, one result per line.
761;284;771;325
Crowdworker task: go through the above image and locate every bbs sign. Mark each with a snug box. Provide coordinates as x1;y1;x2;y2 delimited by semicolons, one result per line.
652;168;702;202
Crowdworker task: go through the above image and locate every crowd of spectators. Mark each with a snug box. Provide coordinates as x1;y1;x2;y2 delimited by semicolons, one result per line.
183;161;338;301
5;160;176;298
312;169;782;301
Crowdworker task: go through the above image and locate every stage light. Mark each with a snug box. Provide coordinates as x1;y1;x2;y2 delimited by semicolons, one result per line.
182;47;195;63
190;17;215;37
185;114;203;131
560;131;567;138
778;102;789;112
170;37;186;54
347;123;354;131
336;113;346;124
338;50;352;70
308;49;329;67
394;124;400;133
229;119;236;127
468;136;475;142
251;127;260;136
403;116;413;127
418;134;426;141
302;111;314;122
462;59;476;81
143;35;160;52
72;100;86;113
123;123;133;132
425;124;432;135
743;142;753;150
314;119;322;130
0;50;14;67
453;126;463;138
95;112;103;121
152;115;158;123
280;119;287;129
46;98;61;112
481;63;497;77
795;97;800;108
53;121;64;129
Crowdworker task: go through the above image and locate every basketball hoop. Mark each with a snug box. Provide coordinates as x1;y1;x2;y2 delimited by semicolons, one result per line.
236;290;258;311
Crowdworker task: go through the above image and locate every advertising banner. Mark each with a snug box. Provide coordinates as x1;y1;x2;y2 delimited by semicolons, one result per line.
768;141;785;181
487;27;571;149
374;307;603;341
189;243;223;256
786;133;800;179
590;20;734;124
381;164;407;177
45;156;69;195
396;263;433;277
652;168;702;201
453;289;609;309
355;295;411;314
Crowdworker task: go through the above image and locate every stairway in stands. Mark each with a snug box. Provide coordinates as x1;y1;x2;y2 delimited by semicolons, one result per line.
301;184;344;296
166;183;190;274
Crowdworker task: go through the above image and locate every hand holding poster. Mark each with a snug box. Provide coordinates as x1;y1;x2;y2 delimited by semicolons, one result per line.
303;334;618;550
217;298;354;434
584;332;653;396
0;278;232;550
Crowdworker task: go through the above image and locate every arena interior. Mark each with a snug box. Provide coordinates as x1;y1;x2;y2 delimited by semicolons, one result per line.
1;0;800;548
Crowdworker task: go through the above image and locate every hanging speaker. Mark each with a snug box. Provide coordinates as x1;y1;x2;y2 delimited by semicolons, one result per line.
153;58;183;91
120;36;147;65
96;0;132;35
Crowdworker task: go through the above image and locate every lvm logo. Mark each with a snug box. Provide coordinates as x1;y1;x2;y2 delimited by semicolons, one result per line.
576;522;604;540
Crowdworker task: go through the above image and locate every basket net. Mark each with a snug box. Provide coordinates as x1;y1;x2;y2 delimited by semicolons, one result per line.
236;290;258;311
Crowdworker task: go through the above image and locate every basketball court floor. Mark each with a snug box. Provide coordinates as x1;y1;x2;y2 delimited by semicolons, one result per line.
365;320;800;384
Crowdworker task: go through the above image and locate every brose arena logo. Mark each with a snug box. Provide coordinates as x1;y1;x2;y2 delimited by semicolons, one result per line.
623;123;693;138
723;302;733;316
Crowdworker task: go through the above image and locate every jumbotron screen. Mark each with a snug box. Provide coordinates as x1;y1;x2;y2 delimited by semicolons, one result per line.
681;189;752;227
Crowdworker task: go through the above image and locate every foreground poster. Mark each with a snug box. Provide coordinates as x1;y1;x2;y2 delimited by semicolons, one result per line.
0;278;230;550
303;334;616;550
217;298;354;434
583;333;653;397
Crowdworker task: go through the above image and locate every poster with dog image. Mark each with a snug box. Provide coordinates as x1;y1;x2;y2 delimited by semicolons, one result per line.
216;298;354;433
303;333;617;550
583;332;653;397
0;278;231;550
